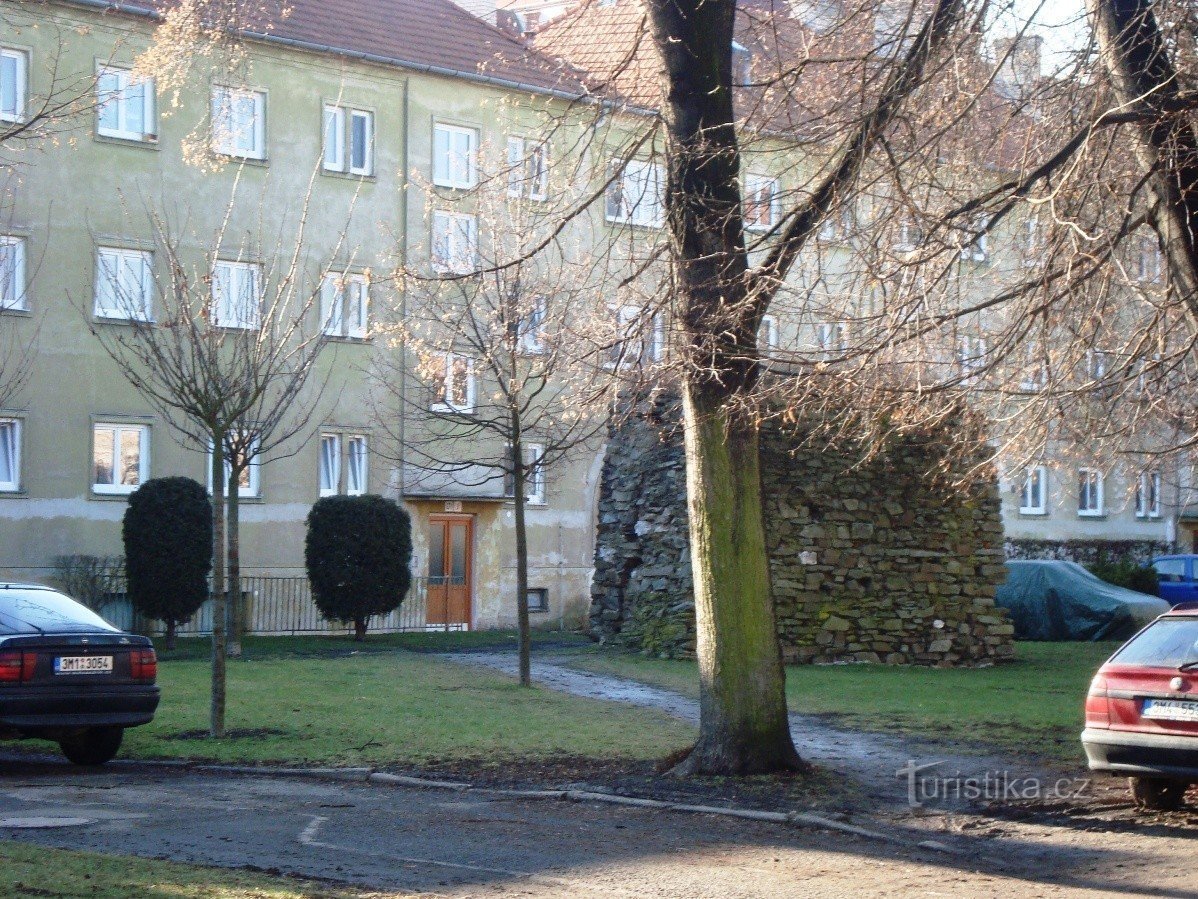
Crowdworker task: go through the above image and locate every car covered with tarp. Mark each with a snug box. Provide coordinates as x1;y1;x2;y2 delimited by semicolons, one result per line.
996;561;1171;641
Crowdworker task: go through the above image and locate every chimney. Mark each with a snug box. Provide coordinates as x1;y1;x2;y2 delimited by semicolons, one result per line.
994;34;1043;93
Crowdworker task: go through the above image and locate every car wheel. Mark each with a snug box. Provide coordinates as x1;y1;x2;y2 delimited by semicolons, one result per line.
58;727;124;766
1129;776;1190;811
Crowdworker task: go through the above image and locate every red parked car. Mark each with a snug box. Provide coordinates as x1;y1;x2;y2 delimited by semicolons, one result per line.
1083;603;1198;810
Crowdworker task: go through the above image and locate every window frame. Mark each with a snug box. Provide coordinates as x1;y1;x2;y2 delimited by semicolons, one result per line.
506;135;550;201
320;271;369;339
743;173;778;232
504;442;545;506
1077;467;1105;517
431;352;475;414
345;434;368;495
96;65;156;143
94;246;154;321
1136;470;1162;519
1018;465;1048;516
323;104;375;176
211;259;263;330
0;47;28;124
605;158;664;229
91;422;150;496
430;210;479;275
526;587;549;613
759;314;778;355
432;122;479;190
318;433;341;498
207;433;262;499
211;86;267;160
0;416;21;493
0;235;27;312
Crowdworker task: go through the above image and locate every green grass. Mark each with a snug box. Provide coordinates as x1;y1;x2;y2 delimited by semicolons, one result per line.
120;647;689;768
0;841;406;897
561;642;1120;764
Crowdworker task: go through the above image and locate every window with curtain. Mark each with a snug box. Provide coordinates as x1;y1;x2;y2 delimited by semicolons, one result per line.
0;418;19;491
319;434;340;496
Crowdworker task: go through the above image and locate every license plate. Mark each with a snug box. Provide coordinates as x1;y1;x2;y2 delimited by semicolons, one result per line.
1143;698;1198;722
54;655;113;675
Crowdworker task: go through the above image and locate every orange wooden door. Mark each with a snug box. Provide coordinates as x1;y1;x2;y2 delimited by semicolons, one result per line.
426;516;472;629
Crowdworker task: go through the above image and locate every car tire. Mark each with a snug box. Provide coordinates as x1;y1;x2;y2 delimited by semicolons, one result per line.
58;727;124;766
1129;776;1190;811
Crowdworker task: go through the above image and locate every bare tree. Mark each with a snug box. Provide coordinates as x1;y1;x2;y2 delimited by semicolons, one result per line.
375;153;632;686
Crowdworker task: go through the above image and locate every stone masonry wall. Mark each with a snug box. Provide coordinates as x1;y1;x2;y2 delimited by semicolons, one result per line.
590;394;1015;666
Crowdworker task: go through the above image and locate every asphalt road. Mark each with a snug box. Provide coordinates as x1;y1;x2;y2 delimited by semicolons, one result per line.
0;760;1194;898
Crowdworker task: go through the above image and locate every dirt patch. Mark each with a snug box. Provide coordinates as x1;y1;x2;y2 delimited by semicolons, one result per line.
161;728;289;741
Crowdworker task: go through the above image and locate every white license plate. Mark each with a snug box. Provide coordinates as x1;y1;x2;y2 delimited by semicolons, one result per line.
54;655;113;675
1143;699;1198;722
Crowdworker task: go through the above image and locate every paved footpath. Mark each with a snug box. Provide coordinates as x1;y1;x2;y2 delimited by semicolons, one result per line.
0;760;1195;898
447;652;1059;808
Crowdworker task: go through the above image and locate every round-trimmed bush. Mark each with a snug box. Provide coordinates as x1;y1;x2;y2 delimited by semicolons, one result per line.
305;494;413;640
123;477;213;648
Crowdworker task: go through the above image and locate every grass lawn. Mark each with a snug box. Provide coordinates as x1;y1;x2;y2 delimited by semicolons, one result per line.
121;642;690;768
562;642;1121;764
0;841;407;898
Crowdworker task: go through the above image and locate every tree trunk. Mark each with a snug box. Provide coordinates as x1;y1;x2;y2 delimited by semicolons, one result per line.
227;469;243;658
209;439;227;739
354;616;367;641
671;381;803;775
1088;0;1198;312
511;430;532;688
165;620;177;652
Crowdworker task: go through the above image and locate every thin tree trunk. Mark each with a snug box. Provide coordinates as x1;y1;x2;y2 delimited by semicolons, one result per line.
671;381;803;775
165;620;177;651
209;439;227;739
511;429;531;687
354;616;367;641
227;469;242;658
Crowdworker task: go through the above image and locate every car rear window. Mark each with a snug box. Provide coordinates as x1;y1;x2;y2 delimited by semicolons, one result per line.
0;589;118;634
1153;559;1187;582
1110;618;1198;668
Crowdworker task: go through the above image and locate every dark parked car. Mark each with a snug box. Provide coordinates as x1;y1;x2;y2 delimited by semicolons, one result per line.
0;583;159;765
1151;555;1198;607
1082;603;1198;810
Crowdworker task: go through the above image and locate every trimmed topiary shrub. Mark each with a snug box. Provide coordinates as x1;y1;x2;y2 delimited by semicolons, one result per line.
305;495;413;640
1088;560;1160;597
123;477;213;648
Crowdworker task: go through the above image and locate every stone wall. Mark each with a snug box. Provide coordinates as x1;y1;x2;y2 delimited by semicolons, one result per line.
590;393;1015;666
1004;538;1170;567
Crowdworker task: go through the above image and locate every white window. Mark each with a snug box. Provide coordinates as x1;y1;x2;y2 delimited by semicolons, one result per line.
0;418;19;492
346;435;367;495
431;211;478;275
318;433;340;497
607;305;660;368
92;423;149;494
744;174;777;231
1019;465;1047;515
606;159;664;228
758;314;778;355
1136;470;1162;519
507;136;549;200
1135;235;1162;284
504;442;545;505
1078;468;1104;517
518;295;547;354
433;123;478;189
0;48;27;123
819;204;855;243
323;105;374;176
816;321;846;356
211;87;266;160
95;247;153;320
208;434;261;498
97;67;155;141
1086;348;1108;382
211;260;262;329
960;216;989;262
0;236;26;311
957;335;987;379
432;353;475;413
320;272;369;338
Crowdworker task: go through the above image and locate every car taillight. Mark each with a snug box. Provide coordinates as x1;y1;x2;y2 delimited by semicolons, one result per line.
1085;674;1110;727
0;651;36;683
129;648;157;683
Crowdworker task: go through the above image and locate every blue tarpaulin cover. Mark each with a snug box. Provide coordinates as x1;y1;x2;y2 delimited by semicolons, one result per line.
995;560;1170;641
